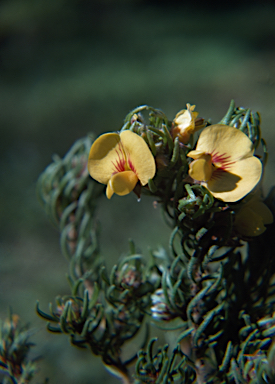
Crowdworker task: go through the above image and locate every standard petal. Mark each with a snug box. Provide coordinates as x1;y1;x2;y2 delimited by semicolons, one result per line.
120;130;156;185
195;125;254;163
88;133;122;184
206;156;262;202
108;170;138;197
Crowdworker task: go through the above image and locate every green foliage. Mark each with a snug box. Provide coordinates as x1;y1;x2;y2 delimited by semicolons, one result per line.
0;313;40;384
135;340;195;383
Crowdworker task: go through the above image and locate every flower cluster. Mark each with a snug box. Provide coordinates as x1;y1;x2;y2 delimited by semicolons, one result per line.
37;100;275;384
87;103;272;236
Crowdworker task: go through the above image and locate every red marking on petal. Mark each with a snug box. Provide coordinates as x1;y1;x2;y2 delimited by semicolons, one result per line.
207;151;236;182
111;141;138;179
211;151;235;171
127;156;137;174
112;142;126;173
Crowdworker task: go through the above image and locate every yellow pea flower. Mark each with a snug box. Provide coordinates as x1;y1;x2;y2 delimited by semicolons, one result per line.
187;125;262;202
234;194;273;236
88;130;156;199
171;103;205;144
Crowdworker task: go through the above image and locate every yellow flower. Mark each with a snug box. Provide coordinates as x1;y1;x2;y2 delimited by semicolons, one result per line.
187;125;262;202
234;195;273;236
171;103;205;144
88;130;156;199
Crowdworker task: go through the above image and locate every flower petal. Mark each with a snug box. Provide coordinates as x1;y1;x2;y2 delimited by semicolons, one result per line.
253;201;273;225
206;156;262;202
188;150;209;160
120;130;156;185
107;170;138;198
235;206;267;236
234;193;273;236
188;155;213;181
88;133;123;184
195;125;254;162
174;104;198;130
106;180;115;199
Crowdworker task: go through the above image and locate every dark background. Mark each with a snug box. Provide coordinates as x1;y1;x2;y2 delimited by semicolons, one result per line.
1;0;275;382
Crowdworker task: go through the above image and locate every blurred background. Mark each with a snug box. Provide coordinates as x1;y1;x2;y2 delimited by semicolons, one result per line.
1;0;275;382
